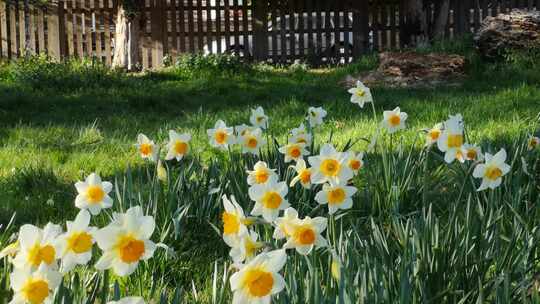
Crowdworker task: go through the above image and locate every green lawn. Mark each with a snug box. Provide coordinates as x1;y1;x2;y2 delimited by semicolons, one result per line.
1;41;540;302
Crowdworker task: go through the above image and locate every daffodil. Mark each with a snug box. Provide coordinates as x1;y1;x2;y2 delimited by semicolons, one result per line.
246;161;277;186
240;128;266;155
381;107;407;134
437;114;465;163
165;130;191;161
289;159;312;189
250;106;269;129
249;176;289;222
330;251;342;282
75;173;113;215
425;123;443;146
473;148;511;191
207;120;235;150
283;216;328;255
314;181;357;214
12;223;61;271
222;195;250;247
136;134;159;162
347;80;373;108
308;143;353;185
0;240;19;259
95;206;156;276
289;123;312;146
157;160;168;182
235;124;256;138
461;143;483;162
56;210;97;273
528;136;540;151
273;207;299;240
347;152;364;175
230;249;287;304
278;142;309;163
307;106;327;127
107;297;145;304
229;230;264;264
9;264;62;304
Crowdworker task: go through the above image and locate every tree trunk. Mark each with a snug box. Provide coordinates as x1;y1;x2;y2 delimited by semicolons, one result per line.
433;0;450;40
401;0;429;47
112;3;140;71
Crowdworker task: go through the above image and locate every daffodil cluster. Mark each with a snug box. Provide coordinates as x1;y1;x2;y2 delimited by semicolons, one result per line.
2;172;157;304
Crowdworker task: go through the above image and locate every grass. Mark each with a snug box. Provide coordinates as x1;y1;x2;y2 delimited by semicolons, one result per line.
1;38;540;303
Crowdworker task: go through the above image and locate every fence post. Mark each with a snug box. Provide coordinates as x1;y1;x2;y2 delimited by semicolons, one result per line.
151;0;164;68
0;1;7;58
252;0;267;61
352;0;369;58
47;0;65;60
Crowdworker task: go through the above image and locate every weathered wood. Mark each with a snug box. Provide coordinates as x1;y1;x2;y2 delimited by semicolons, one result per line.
151;0;164;67
0;1;8;58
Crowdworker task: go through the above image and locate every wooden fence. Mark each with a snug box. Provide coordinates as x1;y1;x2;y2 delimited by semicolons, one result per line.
0;0;539;69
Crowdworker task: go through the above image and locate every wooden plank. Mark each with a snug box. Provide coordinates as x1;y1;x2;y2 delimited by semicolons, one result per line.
351;0;367;56
95;1;103;62
252;0;266;60
269;0;277;62
241;0;249;58
305;0;313;59
103;0;111;65
169;0;178;58
296;0;304;57
19;2;26;54
46;2;60;59
9;3;17;57
323;0;331;61
278;0;286;62
343;1;351;62
187;0;195;52
196;0;203;52
37;7;44;54
179;0;186;54
390;2;396;49
0;1;8;58
66;1;74;56
151;0;164;68
85;0;93;57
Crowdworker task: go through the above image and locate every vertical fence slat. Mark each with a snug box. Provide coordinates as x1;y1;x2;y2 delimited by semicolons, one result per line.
241;0;249;58
19;3;26;54
9;4;17;57
0;1;7;58
66;1;74;56
103;1;111;65
151;0;164;68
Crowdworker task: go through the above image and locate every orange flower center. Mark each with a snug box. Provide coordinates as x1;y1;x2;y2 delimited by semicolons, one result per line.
429;129;441;141
485;166;503;180
288;146;301;158
328;188;346;205
215;130;227;144
261;192;282;209
447;134;463;148
389;114;401;127
67;232;93;254
254;170;269;184
86;185;105;204
140;143;153;156
295;227;316;245
246;136;258;149
349;159;362;171
466;149;477;160
244;269;274;297
299;169;311;184
321;159;340;177
116;235;145;263
23;279;49;304
174;141;188;155
27;244;56;267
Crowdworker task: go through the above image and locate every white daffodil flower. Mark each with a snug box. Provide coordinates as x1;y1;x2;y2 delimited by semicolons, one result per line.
9;264;62;304
347;152;364;175
240;128;266;156
230;250;287;304
473;149;511;191
273;207;299;240
289;123;312;146
107;297;145;304
207;120;235;150
95;206;156;277
289;159;312;189
307;106;327;127
165;130;191;161
308;143;353;185
221;195;250;248
250;106;269;129
74;173;113;215
246;161;277;186
425;123;443;146
135;133;159;162
229;230;264;264
12;223;62;271
249;175;289;222
381;107;408;134
314;181;357;214
283;216;328;255
347;80;373;108
278;142;309;163
56;210;97;273
437;114;465;163
528;136;539;151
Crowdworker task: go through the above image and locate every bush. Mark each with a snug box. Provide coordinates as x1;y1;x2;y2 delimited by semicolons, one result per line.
174;53;250;77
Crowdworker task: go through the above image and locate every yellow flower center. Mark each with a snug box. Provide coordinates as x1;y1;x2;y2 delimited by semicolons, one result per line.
529;138;538;148
389;114;401;127
23;279;49;304
299;169;311;184
331;259;341;281
244;268;274;297
116;235;145;263
215;130;228;144
328;188;346;205
320;159;340;177
174;141;188;155
485;166;503;181
295;226;316;245
288;146;302;159
256;116;265;123
355;89;365;97
27;244;56;267
67;232;93;254
295;137;308;144
139;143;153;156
222;212;240;235
261;192;282;209
429;129;441;141
349;159;362;171
244;238;261;259
254;169;269;184
447;134;463;148
246;136;258;149
86;185;105;204
466;149;477;160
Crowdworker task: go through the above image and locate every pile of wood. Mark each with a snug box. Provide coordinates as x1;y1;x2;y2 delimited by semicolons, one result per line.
344;52;465;88
474;10;540;59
